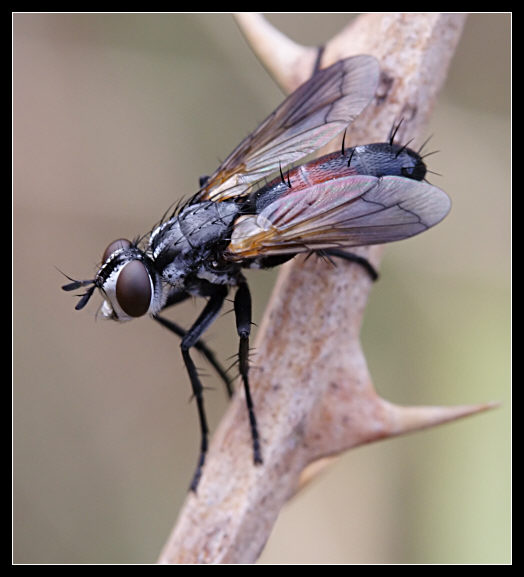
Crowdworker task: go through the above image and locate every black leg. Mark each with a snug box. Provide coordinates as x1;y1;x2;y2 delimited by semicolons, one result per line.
234;280;263;466
178;285;228;491
154;315;234;399
321;248;379;281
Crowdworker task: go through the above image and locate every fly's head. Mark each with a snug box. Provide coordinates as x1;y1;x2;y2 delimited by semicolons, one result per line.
62;238;167;322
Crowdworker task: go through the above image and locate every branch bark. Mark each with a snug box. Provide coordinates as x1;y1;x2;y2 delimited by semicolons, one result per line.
158;13;492;564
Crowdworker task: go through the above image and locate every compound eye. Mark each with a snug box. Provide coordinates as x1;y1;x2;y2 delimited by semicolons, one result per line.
115;260;152;317
102;238;132;263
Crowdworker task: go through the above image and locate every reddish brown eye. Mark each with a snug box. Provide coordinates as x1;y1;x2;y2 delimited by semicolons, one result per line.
115;260;152;317
102;238;131;263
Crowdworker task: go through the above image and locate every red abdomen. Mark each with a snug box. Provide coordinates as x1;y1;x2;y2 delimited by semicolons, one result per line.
286;151;358;190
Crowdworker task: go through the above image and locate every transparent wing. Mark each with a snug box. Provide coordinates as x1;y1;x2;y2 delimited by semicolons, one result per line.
196;55;379;203
226;175;451;259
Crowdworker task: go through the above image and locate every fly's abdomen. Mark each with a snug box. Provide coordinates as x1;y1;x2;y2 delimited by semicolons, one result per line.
250;142;427;213
250;153;358;212
301;142;427;184
345;142;427;181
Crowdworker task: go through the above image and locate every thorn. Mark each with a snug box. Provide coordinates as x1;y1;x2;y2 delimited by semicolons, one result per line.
234;13;316;93
379;399;500;436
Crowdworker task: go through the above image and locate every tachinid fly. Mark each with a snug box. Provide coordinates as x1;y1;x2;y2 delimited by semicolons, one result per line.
62;55;451;491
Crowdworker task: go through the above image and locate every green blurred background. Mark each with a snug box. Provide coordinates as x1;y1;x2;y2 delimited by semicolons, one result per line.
13;13;510;564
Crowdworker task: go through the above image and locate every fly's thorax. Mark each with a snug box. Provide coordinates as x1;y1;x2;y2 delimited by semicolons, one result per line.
96;239;167;321
150;200;241;288
177;200;240;243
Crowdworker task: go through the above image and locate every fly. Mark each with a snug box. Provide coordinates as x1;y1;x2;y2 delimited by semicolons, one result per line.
62;55;451;491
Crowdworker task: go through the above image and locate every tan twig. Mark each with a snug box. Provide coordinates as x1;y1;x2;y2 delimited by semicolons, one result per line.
158;13;492;564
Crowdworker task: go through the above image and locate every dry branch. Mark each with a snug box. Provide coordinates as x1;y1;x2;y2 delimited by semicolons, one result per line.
158;13;492;564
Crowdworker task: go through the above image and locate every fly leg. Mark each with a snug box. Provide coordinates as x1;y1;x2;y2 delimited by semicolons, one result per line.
234;279;263;466
154;315;234;399
178;285;228;491
321;248;379;281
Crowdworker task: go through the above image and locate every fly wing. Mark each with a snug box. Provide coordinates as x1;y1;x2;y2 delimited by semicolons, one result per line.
226;175;451;259
196;55;379;203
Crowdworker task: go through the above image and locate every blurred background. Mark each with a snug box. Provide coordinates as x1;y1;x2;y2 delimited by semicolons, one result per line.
13;13;510;564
